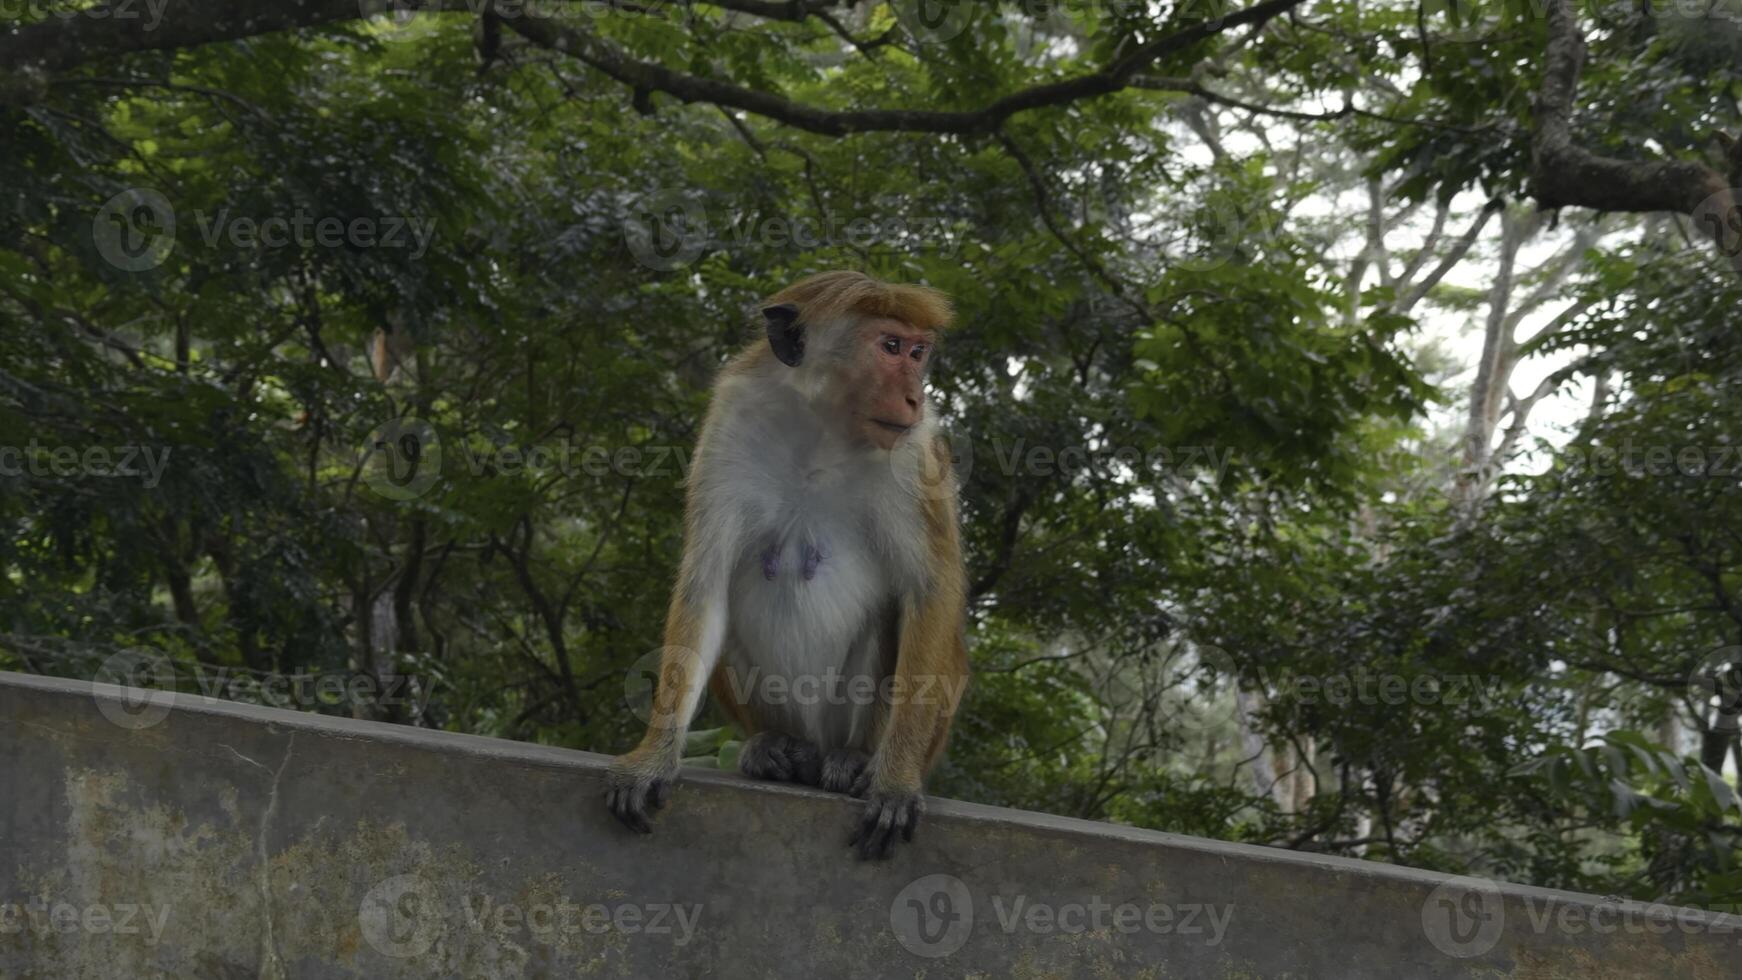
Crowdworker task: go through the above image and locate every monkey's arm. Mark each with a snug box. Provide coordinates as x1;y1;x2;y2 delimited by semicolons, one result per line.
604;560;730;833
605;399;752;833
852;438;970;859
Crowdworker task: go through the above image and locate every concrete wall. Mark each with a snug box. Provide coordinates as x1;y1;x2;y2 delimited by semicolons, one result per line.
1;670;1738;979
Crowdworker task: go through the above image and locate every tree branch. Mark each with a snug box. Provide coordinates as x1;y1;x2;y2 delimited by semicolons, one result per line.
511;0;1307;135
1532;0;1740;270
1;0;363;75
5;0;1308;138
1500;223;1598;335
996;131;1151;321
1393;198;1504;313
1391;197;1450;293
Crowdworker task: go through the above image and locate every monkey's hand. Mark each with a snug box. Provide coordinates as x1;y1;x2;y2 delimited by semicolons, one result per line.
605;752;678;834
849;782;925;860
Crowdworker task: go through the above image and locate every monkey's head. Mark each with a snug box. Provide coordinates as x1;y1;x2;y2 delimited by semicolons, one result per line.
758;271;953;452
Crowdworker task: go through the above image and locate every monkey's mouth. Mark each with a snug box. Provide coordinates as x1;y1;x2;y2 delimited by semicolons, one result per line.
870;420;913;434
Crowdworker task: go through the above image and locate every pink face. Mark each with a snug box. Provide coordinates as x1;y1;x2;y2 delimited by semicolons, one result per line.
855;316;933;450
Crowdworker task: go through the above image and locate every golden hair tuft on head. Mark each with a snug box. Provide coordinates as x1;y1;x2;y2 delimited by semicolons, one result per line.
763;270;953;332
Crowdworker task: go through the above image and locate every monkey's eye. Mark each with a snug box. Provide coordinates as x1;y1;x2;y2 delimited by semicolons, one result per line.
881;337;901;356
910;344;928;361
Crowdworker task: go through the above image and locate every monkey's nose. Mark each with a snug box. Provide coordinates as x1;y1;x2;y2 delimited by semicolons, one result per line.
905;394;920;412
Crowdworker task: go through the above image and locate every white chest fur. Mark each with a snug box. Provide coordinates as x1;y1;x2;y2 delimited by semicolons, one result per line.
726;459;889;680
689;377;933;747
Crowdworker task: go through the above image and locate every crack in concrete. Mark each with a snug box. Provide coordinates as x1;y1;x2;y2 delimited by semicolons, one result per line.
221;733;295;980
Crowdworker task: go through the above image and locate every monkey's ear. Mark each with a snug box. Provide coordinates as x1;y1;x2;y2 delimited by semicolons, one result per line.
763;303;805;367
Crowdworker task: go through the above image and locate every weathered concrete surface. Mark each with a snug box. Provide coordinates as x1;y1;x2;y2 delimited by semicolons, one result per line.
1;671;1738;979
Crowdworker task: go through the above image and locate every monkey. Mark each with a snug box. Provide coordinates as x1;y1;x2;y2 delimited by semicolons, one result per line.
605;270;970;860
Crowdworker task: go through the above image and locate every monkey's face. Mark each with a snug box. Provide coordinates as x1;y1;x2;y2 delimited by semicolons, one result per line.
850;316;932;451
761;301;935;451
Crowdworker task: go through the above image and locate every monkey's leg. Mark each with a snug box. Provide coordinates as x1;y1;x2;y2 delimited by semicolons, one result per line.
850;592;969;860
707;660;758;733
738;731;824;785
819;748;871;795
708;651;827;785
605;592;726;833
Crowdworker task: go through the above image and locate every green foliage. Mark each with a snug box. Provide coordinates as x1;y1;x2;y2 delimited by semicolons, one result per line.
1514;731;1742;904
2;0;1739;913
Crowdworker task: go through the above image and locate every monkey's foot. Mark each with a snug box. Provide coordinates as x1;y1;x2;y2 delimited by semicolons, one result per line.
739;730;823;786
604;756;676;834
819;747;871;796
850;787;924;860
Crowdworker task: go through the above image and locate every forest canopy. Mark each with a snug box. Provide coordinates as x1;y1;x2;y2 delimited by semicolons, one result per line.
3;0;1740;909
